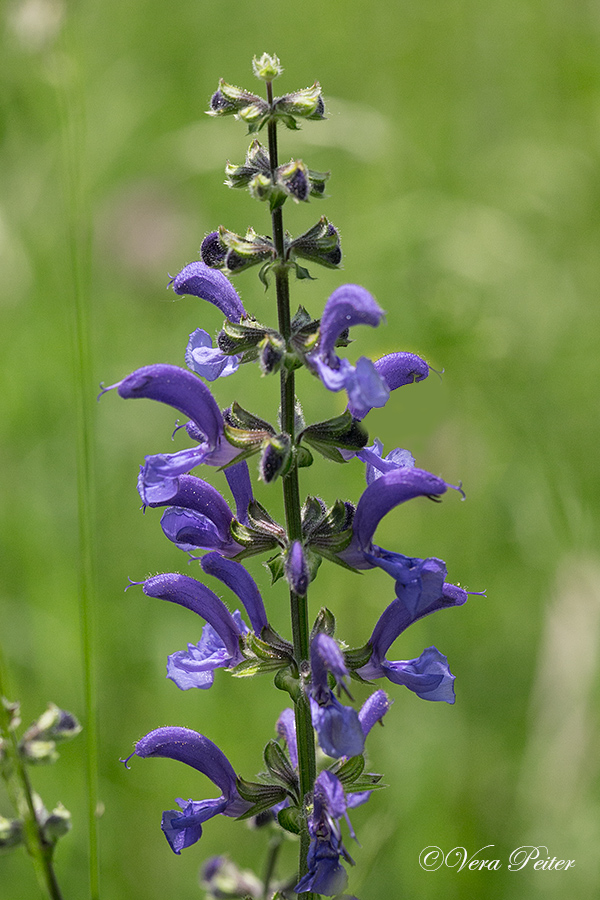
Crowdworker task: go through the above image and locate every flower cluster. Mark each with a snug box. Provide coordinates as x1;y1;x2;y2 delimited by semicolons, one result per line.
108;53;476;898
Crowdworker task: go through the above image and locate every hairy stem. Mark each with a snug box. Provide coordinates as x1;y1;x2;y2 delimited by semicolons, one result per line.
266;82;317;895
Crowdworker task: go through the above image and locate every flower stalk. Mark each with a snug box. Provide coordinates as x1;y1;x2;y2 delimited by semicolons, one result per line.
266;77;317;890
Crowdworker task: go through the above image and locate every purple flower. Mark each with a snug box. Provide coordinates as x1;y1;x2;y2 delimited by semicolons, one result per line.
200;552;268;636
348;351;429;419
355;438;415;484
170;260;247;322
104;364;242;505
338;466;449;571
309;634;365;759
356;584;468;702
185;328;240;381
132;727;251;853
141;474;242;557
307;284;390;416
295;770;370;896
141;573;245;689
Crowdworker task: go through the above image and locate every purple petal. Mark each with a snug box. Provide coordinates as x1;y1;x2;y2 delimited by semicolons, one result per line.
318;284;385;364
366;551;448;618
382;647;456;703
374;351;429;390
200;552;268;634
276;708;298;770
310;633;349;701
358;690;392;736
167;611;248;690
352;467;448;550
146;474;236;534
142;573;243;661
117;364;223;448
171;261;246;322
224;460;253;524
285;541;310;596
345;356;390;418
185;329;240;380
160;507;241;556
161;797;228;854
357;439;415;485
135;726;238;799
315;770;347;819
137;449;214;505
310;695;365;759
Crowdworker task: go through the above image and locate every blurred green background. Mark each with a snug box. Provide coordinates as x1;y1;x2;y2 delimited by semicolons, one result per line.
1;0;599;898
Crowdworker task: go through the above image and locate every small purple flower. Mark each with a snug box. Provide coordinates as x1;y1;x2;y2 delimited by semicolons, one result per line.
307;284;390;415
141;474;242;557
309;634;364;759
132;727;251;853
104;364;242;505
170;260;247;322
295;770;368;896
356;584;468;702
141;573;245;689
185;328;240;381
348;351;429;419
276;708;298;770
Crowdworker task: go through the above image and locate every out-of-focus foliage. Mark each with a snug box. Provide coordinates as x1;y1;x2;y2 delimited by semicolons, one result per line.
1;1;599;898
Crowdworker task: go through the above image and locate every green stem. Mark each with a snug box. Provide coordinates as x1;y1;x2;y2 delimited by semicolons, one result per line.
0;658;65;900
266;84;317;897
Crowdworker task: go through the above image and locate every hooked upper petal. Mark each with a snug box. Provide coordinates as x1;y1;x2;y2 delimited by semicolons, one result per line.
200;552;268;635
171;261;246;322
353;467;448;550
318;284;385;364
117;364;223;449
135;726;238;799
142;573;243;661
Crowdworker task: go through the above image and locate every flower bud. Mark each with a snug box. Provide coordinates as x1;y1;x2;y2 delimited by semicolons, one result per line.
252;52;283;81
259;334;286;375
291;216;342;269
284;541;310;596
42;803;71;843
274;83;325;120
207;80;267;119
201;227;274;274
259;433;292;483
22;703;81;743
0;816;23;851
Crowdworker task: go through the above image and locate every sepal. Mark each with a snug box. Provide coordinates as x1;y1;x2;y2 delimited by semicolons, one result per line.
277;805;302;835
234;778;288;819
300;411;368;463
310;607;336;642
290;216;342;269
201;227;274;274
218;318;282;358
263;741;299;795
230;500;287;558
208;80;268;120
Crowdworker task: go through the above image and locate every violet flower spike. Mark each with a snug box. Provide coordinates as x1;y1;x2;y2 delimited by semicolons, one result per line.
170;260;247;322
309;633;364;759
141;573;245;689
133;727;250;853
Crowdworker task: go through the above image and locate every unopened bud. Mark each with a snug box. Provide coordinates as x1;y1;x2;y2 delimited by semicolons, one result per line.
252;52;283;82
42;803;71;843
201;854;263;899
284;541;310;596
0;816;23;851
259;334;286;375
259;434;292;483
